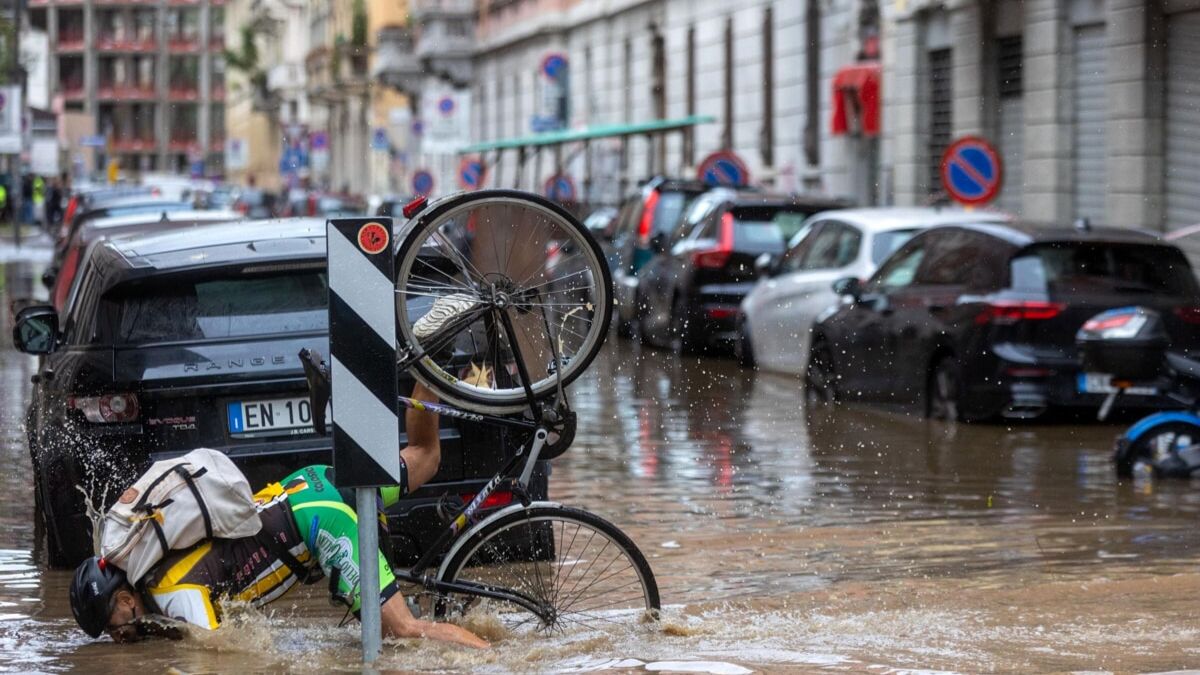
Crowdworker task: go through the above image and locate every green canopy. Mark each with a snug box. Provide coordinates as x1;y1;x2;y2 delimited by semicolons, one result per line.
457;115;716;154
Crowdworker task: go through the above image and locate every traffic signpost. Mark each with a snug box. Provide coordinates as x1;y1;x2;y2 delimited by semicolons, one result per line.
412;170;434;196
939;136;1003;206
544;173;576;202
326;217;402;665
458;157;486;190
697;151;751;187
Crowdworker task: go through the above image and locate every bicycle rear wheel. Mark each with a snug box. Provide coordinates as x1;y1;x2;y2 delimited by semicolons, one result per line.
436;504;660;635
394;190;613;414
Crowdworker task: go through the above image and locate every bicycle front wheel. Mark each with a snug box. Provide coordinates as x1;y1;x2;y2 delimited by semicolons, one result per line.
394;190;613;413
436;505;660;634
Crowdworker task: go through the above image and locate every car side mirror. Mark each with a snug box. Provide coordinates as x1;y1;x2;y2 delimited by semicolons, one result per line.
832;276;863;302
754;253;779;279
13;305;59;354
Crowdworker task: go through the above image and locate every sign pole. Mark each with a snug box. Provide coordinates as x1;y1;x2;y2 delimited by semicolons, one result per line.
356;489;382;664
326;217;402;666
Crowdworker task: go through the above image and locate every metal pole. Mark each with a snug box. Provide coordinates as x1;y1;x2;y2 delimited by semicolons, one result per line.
9;0;22;247
356;488;382;665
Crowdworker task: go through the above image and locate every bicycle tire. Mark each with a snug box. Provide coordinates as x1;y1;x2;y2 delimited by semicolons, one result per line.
394;190;613;414
435;504;660;634
1117;421;1200;478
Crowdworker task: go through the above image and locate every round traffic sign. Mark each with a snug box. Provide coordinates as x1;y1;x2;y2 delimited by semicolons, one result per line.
940;136;1003;206
544;174;576;202
697;151;750;187
458;157;486;190
412;170;434;196
437;96;455;116
541;53;568;80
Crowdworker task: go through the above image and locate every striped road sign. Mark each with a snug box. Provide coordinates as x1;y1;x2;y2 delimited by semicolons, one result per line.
327;218;401;487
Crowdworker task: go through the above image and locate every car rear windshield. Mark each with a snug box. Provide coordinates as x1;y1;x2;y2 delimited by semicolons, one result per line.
651;191;698;236
730;206;813;248
113;270;329;343
1010;243;1200;296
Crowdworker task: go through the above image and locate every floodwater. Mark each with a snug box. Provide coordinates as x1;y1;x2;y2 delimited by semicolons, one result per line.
3;257;1200;673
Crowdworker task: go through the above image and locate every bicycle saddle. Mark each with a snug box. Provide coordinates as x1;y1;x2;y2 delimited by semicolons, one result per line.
299;347;331;436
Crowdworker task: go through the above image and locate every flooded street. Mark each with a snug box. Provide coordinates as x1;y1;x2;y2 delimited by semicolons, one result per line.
2;259;1200;673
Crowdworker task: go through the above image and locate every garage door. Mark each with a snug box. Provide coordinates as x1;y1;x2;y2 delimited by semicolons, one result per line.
1073;24;1106;224
1166;12;1200;231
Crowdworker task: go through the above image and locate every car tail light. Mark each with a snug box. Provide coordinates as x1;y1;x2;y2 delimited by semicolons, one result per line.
460;490;513;510
62;196;79;235
975;300;1065;325
706;307;737;319
1004;367;1054;377
636;190;660;246
69;393;140;423
1174;307;1200;324
691;212;735;270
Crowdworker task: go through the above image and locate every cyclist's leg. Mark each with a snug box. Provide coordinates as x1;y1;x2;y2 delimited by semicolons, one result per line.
282;466;399;614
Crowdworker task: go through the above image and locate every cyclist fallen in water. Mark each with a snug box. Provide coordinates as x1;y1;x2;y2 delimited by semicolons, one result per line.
68;377;490;649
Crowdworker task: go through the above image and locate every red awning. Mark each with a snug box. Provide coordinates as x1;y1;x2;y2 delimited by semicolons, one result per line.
831;61;881;137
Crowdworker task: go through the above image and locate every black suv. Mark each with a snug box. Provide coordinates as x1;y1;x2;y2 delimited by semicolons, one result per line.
602;177;711;336
16;219;544;567
809;223;1200;420
636;189;848;351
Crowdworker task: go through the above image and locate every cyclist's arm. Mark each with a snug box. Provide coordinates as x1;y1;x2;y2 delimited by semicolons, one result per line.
144;582;220;630
401;381;441;492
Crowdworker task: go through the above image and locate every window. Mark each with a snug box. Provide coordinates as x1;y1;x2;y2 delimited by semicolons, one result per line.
112;271;330;344
797;222;861;271
1010;243;1200;296
914;231;1006;289
873;241;927;289
870;229;920;265
927;48;952;197
782;222;822;272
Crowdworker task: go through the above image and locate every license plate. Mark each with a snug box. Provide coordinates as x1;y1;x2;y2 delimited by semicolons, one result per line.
1077;373;1157;396
228;397;319;438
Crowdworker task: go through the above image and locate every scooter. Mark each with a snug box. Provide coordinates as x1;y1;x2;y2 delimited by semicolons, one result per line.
1078;306;1200;478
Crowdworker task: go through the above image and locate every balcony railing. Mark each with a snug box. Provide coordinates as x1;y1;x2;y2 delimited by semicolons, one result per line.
168;138;201;152
211;86;225;101
95;36;158;52
209;35;225;50
58;33;86;51
111;137;157;153
97;82;157;99
373;25;421;93
62;84;86;101
268;63;305;92
168;85;200;101
168;36;202;52
411;0;475;19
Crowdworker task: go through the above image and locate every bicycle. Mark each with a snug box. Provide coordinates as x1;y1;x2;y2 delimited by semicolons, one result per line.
303;189;660;634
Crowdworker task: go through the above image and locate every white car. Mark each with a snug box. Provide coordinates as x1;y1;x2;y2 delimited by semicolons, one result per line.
737;207;1011;375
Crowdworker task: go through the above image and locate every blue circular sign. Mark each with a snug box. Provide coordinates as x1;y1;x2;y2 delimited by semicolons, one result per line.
541;53;567;80
438;96;456;116
411;120;424;137
459;158;485;190
940;136;1003;206
412;170;434;196
544;174;576;202
697;151;750;187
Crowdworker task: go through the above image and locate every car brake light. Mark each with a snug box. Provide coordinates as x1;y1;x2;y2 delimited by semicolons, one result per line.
459;490;514;510
69;393;140;423
975;300;1065;325
636;190;660;246
706;307;737;319
691;212;735;270
1175;307;1200;324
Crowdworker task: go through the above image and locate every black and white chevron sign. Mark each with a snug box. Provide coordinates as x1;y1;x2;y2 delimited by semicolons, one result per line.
327;218;401;487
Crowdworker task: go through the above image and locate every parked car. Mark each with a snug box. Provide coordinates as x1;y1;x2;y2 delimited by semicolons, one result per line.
602;177;711;336
808;223;1200;421
47;209;242;310
15;218;544;568
635;190;849;352
738;207;1010;373
58;187;159;244
231;188;278;218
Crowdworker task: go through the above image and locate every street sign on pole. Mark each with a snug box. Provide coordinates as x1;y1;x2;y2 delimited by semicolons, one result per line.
412;169;434;196
544;173;576;202
697;151;751;187
326;217;403;665
940;136;1003;206
458;157;486;190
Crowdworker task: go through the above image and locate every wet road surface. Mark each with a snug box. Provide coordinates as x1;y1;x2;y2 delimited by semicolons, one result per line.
2;258;1200;673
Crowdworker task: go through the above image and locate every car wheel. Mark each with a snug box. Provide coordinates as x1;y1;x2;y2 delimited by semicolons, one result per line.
927;355;962;422
735;315;755;368
34;455;91;568
805;342;838;404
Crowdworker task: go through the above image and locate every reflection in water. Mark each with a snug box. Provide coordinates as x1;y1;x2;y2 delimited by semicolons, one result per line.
3;259;1200;672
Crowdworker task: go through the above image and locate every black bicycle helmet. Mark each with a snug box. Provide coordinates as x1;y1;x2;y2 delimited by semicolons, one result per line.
69;557;128;638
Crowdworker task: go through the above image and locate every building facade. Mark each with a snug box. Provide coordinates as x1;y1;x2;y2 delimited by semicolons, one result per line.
29;0;226;177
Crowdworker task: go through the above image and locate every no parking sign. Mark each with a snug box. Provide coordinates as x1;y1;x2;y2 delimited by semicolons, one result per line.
940;136;1004;206
458;157;486;190
544;174;576;202
412;170;434;196
697;151;751;187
